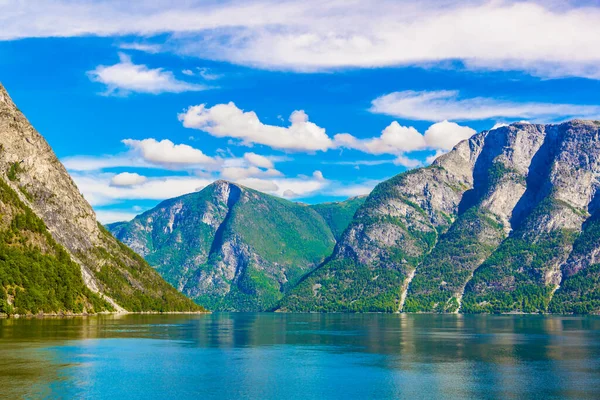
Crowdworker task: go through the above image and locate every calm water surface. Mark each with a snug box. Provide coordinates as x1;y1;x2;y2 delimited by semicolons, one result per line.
0;313;599;399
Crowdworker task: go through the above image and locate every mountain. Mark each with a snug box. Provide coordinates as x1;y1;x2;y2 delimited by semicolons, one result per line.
108;184;365;311
0;83;204;315
280;121;600;314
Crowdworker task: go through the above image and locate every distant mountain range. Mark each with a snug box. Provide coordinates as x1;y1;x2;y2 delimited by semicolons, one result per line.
0;83;203;316
3;81;600;315
108;182;364;311
112;120;600;315
280;120;600;314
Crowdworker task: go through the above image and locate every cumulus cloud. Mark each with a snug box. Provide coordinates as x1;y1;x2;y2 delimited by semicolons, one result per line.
244;152;274;169
370;90;600;122
72;173;214;206
220;166;282;180
179;102;476;156
87;53;207;95
393;155;422;168
110;172;147;187
179;102;334;151
334;120;475;155
3;1;600;79
425;150;447;165
122;138;218;166
423;120;476;151
334;122;426;154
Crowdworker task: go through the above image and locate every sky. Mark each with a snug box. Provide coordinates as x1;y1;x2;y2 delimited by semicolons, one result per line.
1;0;600;223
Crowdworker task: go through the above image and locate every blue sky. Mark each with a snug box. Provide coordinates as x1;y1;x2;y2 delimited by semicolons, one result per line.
1;0;600;223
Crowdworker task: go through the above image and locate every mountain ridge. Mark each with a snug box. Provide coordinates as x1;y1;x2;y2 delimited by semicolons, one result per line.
280;120;600;314
108;180;365;311
0;83;205;315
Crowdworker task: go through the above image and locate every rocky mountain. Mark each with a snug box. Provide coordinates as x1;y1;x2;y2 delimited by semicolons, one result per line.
280;120;600;314
0;83;203;315
108;184;365;311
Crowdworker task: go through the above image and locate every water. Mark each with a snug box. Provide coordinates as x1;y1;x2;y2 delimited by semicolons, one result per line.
0;313;599;399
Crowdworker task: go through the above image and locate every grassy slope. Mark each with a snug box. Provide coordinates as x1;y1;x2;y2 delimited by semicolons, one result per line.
280;170;440;313
462;199;578;313
109;183;363;312
192;187;337;311
310;196;366;240
0;177;110;315
549;217;600;314
404;208;505;313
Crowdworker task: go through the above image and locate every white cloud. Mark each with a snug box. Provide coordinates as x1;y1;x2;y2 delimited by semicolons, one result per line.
244;152;274;169
62;155;149;172
88;53;207;95
370;90;600;122
393;155;422;168
179;102;334;151
491;122;509;130
326;180;381;198
197;68;222;81
334;122;426;154
96;209;140;224
72;173;214;206
110;172;147;187
118;42;161;53
122;138;218;167
4;1;600;79
423;120;476;151
182;67;222;80
425;150;447;165
220;166;282;180
334;119;475;156
179;101;478;156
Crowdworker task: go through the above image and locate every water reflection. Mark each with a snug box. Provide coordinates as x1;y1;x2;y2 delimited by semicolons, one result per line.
1;313;599;399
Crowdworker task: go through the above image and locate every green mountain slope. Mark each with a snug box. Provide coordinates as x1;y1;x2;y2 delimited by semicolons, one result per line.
310;196;366;240
280;121;600;314
0;83;204;314
0;177;110;315
108;182;362;311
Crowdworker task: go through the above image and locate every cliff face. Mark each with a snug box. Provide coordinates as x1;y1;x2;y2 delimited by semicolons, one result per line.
0;83;203;313
108;182;364;311
280;121;600;314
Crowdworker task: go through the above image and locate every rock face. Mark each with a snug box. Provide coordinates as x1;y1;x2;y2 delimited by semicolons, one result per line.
108;182;364;311
280;121;600;314
0;83;203;313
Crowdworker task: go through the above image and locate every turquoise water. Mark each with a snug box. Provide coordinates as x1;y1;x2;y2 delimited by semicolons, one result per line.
1;313;599;399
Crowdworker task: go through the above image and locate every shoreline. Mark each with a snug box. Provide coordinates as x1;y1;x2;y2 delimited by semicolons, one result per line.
0;310;210;319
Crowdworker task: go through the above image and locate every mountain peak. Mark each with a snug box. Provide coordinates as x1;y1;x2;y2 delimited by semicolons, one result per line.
0;83;17;111
0;84;203;314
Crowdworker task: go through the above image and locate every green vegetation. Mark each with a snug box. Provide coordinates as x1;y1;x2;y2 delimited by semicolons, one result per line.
404;208;505;313
195;263;283;312
109;182;355;312
82;224;204;313
230;191;336;276
0;177;110;315
279;259;406;313
7;162;23;182
310;196;366;240
549;217;600;314
280;168;441;313
549;264;600;314
462;227;577;313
